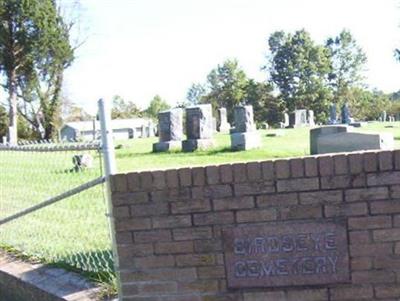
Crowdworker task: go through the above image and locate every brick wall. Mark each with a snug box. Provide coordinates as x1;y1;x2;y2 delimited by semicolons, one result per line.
111;150;400;301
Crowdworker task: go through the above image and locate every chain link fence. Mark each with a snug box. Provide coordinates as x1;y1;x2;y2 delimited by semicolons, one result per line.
0;141;115;286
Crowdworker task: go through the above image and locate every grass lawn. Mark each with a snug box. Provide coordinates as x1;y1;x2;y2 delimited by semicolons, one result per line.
115;121;400;172
0;121;398;295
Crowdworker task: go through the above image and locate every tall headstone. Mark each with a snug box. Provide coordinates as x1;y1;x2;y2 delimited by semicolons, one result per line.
230;105;260;150
381;111;387;122
289;110;308;128
341;103;351;124
328;104;337;124
217;108;231;133
152;108;183;152
308;110;315;126
182;104;214;152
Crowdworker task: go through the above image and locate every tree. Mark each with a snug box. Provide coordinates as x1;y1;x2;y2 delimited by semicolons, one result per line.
267;30;332;121
326;30;367;105
186;83;206;106
245;80;284;127
144;95;170;120
111;95;142;119
0;0;74;143
0;104;7;139
201;59;248;122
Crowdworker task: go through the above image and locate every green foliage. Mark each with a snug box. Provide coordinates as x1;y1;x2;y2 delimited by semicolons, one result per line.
186;83;206;106
345;88;390;120
0;105;7;138
201;59;248;122
0;0;74;141
326;30;367;106
111;95;142;119
144;95;170;120
267;29;332;120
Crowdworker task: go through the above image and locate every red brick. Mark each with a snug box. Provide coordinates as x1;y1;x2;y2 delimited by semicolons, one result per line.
213;196;254;211
363;152;378;172
374;256;400;269
373;228;400;242
194;239;222;253
154;241;194;254
138;282;178;294
257;193;298;207
112;192;146;206
171;199;211;214
244;291;286;301
179;168;192;187
134;255;175;268
280;205;322;220
349;230;371;245
325;202;367;217
379;151;393;171
390;185;400;199
352;173;366;187
351;257;372;270
367;171;400;186
275;160;290;179
233;163;247;183
352;270;395;284
176;254;215;266
348;216;392;230
166;169;179;188
116;231;133;244
114;206;130;219
193;212;234;225
234;182;274;196
130;202;169;217
134;229;172;243
140;171;153;190
118;243;153;258
371;201;400;214
319;156;334;176
220;164;233;183
126;172;141;191
290;158;304;178
330;285;373;300
246;162;261;181
395;150;400;170
321;175;350;189
277;178;319;192
173;227;212;241
204;185;233;198
349;153;363;174
395;242;400;254
206;166;220;185
394;215;400;227
192;167;205;186
286;289;327;301
299;190;342;205
197;266;226;279
304;157;318;177
152;170;166;189
350;243;393;256
112;173;128;192
345;187;389;202
152;215;191;229
151;187;191;202
262;161;274;180
116;217;151;231
120;267;196;282
334;155;348;175
375;285;400;298
236;209;277;223
178;280;219;293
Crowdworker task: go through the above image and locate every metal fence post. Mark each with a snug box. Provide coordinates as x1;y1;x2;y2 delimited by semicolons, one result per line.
98;98;122;300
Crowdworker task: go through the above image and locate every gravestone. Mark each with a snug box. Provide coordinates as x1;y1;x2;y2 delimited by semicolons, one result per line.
72;154;93;172
307;110;315;126
381;111;387;122
310;125;394;155
341;103;351;124
289;110;308;128
280;113;289;128
217;108;231;133
182;104;214;152
230;105;260;150
152;108;183;152
328;103;337;124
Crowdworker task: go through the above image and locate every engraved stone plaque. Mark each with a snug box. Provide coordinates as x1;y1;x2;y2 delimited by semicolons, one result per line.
223;221;350;288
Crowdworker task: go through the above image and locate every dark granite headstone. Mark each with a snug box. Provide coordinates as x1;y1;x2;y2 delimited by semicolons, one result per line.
341;103;351;124
153;108;183;152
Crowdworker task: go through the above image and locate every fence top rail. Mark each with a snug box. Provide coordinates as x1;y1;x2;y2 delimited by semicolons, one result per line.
0;141;101;152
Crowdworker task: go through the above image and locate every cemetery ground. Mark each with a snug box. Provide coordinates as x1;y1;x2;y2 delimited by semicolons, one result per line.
0;121;399;297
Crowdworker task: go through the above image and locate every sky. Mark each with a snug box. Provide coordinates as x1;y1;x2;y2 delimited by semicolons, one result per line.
62;0;400;115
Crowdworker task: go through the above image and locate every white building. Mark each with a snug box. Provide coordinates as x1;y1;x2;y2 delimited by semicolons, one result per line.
60;118;155;141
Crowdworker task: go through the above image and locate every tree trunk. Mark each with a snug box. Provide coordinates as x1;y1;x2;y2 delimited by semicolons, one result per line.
7;70;18;145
